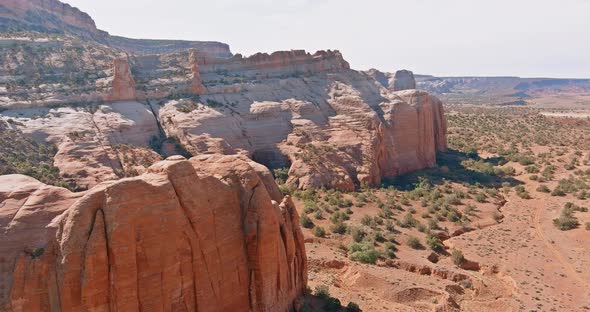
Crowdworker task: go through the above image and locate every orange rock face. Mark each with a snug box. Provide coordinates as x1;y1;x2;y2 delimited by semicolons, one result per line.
109;58;137;101
0;155;307;312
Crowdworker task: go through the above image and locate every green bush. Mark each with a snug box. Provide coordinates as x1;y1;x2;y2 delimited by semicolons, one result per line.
399;212;419;228
426;234;443;251
272;167;289;184
330;221;347;234
553;207;579;231
348;243;380;264
350;226;366;243
300;213;314;228
313;226;326;238
551;187;566;197
407;236;423;249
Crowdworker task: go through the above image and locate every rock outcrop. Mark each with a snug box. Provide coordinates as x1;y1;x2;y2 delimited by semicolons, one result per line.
189;49;206;95
109;58;137;101
0;0;232;56
391;70;416;91
0;155;307;312
0;0;105;39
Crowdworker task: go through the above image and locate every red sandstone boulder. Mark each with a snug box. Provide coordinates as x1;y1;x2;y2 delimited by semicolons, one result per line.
0;155;307;312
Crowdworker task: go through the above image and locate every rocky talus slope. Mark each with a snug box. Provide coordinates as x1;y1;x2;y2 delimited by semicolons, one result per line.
0;155;307;312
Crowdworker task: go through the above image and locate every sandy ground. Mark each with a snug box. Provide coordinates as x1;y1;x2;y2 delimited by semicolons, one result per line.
296;150;590;311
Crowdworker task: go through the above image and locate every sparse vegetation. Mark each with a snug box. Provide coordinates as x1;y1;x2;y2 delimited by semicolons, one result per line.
0;121;74;190
348;243;380;264
451;249;465;266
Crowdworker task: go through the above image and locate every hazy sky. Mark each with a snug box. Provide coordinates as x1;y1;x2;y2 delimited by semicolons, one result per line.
63;0;590;78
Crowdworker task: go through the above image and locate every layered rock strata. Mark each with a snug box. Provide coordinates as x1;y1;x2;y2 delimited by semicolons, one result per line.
0;155;307;312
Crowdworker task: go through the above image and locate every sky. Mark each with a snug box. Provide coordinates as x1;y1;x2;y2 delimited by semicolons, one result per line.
63;0;590;78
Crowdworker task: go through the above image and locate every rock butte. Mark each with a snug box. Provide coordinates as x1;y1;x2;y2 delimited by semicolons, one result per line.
0;155;306;311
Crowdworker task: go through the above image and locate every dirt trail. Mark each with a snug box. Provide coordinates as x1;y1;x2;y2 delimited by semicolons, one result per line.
532;199;590;288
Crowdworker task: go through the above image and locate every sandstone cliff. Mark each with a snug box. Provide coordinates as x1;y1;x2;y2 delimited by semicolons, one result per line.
0;44;447;191
0;0;105;39
0;155;307;312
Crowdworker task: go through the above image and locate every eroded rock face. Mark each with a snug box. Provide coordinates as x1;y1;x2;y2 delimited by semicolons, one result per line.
0;155;306;312
0;0;105;39
391;70;417;91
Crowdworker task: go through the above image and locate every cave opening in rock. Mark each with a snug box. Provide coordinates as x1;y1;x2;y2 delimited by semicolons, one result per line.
252;148;292;172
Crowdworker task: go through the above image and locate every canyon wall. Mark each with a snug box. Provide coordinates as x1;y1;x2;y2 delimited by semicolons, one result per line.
0;155;307;312
0;46;447;191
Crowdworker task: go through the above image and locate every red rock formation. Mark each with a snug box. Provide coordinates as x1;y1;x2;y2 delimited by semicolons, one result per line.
377;90;447;178
0;155;307;312
391;70;416;91
109;57;137;101
0;0;105;38
198;50;350;77
189;49;206;94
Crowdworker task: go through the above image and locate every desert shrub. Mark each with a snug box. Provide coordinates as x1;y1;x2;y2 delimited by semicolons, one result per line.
300;213;314;228
350;226;367;243
399;212;419;228
349;243;380;264
330;211;349;224
314;284;330;299
475;192;487;203
451;249;465;265
272;167;289;184
586;222;590;231
529;175;538;181
428;218;440;230
374;231;386;243
536;185;551;193
383;242;398;259
346;302;361;312
426;234;444;252
385;221;396;232
360;214;374;227
303;199;318;214
464;204;476;216
553;206;579;231
516;190;532;199
416;223;427;232
445;194;462;205
330;221;347;234
407;236;423;249
551;187;566;197
313;226;326;238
